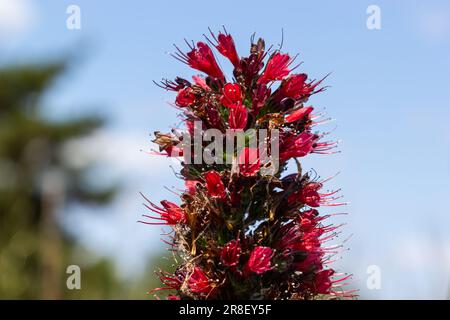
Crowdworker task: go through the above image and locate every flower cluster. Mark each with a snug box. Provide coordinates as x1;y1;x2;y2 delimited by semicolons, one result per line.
145;28;353;299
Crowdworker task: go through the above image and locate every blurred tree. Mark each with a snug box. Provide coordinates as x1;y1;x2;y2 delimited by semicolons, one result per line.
0;61;119;299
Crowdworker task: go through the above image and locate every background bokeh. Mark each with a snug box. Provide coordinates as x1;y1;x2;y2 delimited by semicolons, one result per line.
0;0;449;299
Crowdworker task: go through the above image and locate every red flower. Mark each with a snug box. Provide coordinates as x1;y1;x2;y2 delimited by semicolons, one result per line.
208;30;240;68
238;147;260;176
229;104;248;130
246;246;274;274
154;77;191;92
251;84;271;116
167;294;181;300
299;209;321;231
204;170;226;198
280;131;338;161
285;106;314;123
175;87;196;107
294;249;324;272
279;74;307;99
188;267;212;294
153;270;184;293
185;180;200;195
288;182;345;207
297;182;322;207
173;42;224;79
139;195;187;225
275;220;303;252
221;83;243;108
241;53;265;87
312;269;334;294
274;209;341;274
258;53;293;84
305;268;353;296
279;131;316;161
273;209;330;273
220;240;241;267
279;73;327;100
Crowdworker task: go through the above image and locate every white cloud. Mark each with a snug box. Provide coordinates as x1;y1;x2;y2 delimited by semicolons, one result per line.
388;235;450;299
393;237;450;270
0;0;37;41
61;128;181;178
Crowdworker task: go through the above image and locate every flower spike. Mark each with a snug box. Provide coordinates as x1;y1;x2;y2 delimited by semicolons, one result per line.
146;30;352;300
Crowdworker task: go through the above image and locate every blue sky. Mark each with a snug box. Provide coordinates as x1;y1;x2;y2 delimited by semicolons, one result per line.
1;0;450;298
